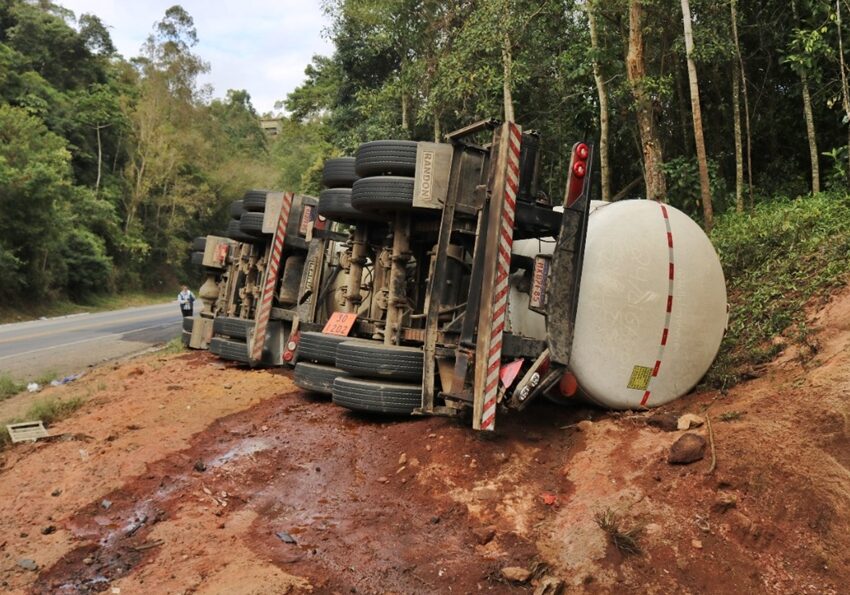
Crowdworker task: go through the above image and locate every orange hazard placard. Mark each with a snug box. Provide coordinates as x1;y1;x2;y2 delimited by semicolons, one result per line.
322;312;357;336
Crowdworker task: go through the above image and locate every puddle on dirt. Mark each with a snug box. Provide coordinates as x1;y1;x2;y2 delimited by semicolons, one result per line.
34;389;594;593
207;436;272;467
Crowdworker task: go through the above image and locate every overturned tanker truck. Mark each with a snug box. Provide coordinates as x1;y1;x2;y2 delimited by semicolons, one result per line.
184;190;328;363
285;120;728;431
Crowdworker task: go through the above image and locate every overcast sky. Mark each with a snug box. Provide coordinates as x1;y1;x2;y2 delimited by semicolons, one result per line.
59;0;334;115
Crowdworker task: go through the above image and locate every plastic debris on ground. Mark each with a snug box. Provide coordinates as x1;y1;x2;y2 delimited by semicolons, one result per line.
51;372;84;387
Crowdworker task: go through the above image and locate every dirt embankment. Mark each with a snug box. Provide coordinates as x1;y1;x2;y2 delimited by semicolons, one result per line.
1;287;849;594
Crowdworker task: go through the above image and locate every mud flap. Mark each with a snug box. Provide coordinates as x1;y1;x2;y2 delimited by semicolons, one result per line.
250;192;293;365
545;142;594;368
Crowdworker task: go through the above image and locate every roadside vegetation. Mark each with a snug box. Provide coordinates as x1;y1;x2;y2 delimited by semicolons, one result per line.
707;192;850;388
0;370;55;401
0;290;175;324
0;375;23;401
159;336;187;356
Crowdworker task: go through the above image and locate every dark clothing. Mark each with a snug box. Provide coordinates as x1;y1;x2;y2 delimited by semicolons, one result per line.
178;290;195;317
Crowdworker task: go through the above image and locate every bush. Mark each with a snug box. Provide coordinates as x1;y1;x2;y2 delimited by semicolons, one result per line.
61;227;113;299
0;374;24;400
26;396;84;426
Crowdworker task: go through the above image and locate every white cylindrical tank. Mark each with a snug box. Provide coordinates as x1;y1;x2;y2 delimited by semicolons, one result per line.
568;200;727;409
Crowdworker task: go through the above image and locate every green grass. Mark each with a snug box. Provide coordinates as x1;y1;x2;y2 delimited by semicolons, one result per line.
0;395;85;448
0;290;175;324
26;396;85;425
0;370;60;401
33;370;57;386
0;374;24;401
159;336;187;355
706;193;850;389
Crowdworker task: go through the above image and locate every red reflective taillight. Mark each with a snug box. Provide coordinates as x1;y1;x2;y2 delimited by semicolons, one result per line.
575;143;589;160
566;142;590;207
573;162;586;178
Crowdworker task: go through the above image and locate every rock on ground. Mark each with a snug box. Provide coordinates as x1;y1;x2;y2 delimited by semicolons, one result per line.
668;432;707;464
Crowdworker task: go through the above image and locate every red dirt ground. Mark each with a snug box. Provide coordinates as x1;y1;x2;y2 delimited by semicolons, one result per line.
1;286;849;594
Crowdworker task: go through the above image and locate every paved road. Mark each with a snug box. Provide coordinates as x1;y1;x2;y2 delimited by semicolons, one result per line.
0;302;184;381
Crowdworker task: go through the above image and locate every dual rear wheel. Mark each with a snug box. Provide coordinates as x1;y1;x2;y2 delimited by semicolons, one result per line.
293;332;423;415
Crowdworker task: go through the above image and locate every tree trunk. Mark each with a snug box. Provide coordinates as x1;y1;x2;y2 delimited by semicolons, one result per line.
433;110;442;143
626;0;666;202
800;69;821;193
401;93;409;133
681;0;713;230
126;154;146;233
730;0;753;205
837;0;850;182
675;59;692;157
95;124;103;194
112;133;122;173
587;1;611;202
732;68;744;212
791;0;820;194
502;31;515;122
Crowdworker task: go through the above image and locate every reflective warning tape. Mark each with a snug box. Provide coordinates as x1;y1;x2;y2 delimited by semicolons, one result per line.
641;203;675;406
251;192;293;362
480;123;522;431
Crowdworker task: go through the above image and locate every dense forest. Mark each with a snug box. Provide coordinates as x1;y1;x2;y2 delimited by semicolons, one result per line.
1;0;849;306
294;0;850;216
0;0;321;304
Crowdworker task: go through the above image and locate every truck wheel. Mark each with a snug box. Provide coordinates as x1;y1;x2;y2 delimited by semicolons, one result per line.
181;329;192;347
192;237;207;251
351;176;415;212
226;219;261;243
230;200;244;219
239;212;268;236
294;362;349;395
318;188;384;223
190;251;204;266
209;336;250;364
297;331;353;365
336;340;423;381
332;376;421;415
322;157;359;188
213;316;252;340
355;140;418;177
182;316;194;331
243;190;268;212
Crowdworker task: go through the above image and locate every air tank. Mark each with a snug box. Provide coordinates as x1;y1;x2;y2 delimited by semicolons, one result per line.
510;200;727;409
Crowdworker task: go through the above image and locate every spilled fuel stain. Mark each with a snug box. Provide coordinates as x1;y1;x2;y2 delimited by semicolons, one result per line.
33;387;585;594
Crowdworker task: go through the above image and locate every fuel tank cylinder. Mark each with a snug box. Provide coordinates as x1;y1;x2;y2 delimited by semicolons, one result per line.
509;199;727;409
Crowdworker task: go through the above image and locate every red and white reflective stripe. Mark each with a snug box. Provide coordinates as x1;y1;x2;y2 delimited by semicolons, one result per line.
641;203;675;407
251;192;293;362
480;123;522;431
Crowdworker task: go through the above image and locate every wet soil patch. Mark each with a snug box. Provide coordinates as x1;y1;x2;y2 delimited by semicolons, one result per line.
34;386;592;593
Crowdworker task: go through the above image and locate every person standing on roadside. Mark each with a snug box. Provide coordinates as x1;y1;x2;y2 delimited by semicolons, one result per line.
178;285;195;317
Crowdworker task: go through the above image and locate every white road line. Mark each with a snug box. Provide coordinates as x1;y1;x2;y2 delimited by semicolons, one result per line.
0;321;179;362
